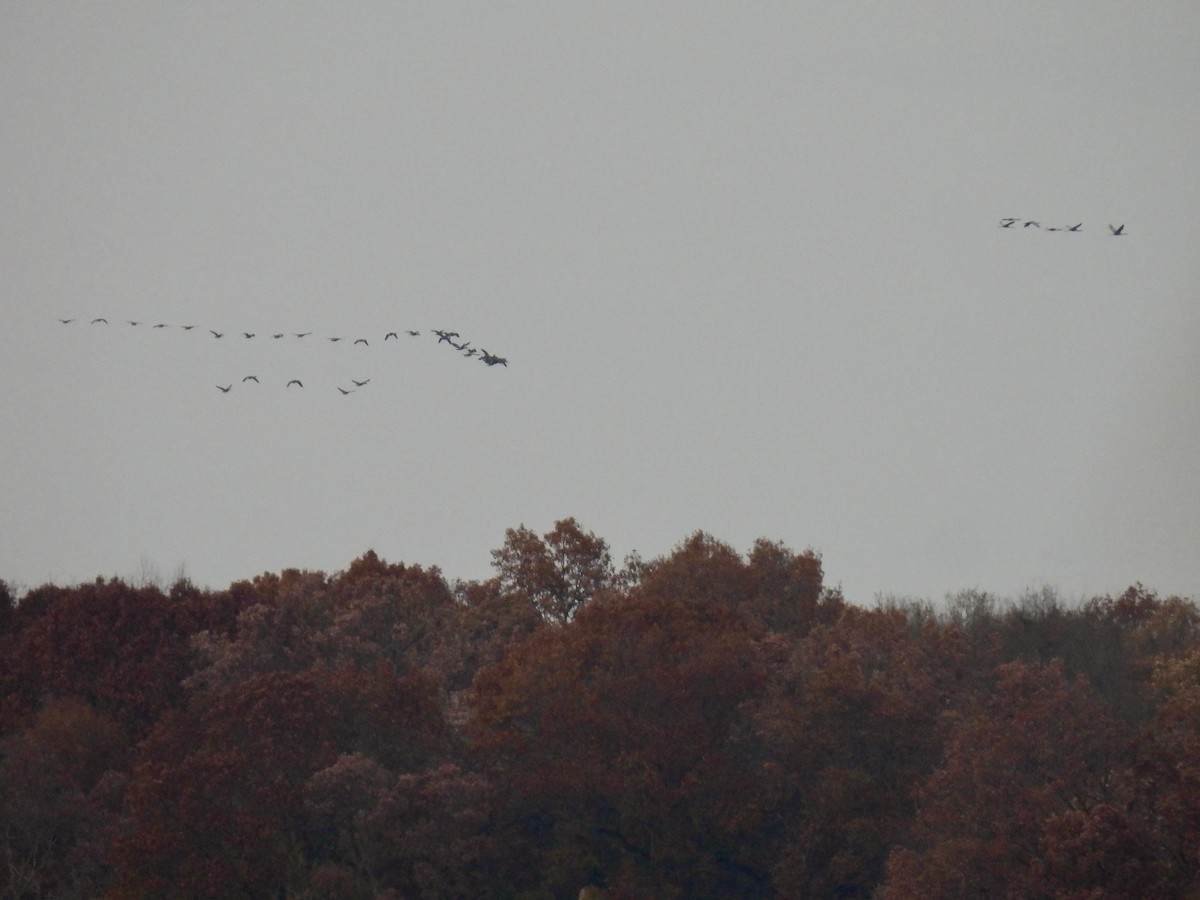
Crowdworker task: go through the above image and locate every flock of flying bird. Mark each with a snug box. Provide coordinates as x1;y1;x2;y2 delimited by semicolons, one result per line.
999;218;1126;235
54;318;508;394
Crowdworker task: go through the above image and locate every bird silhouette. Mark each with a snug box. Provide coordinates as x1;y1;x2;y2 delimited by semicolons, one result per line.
91;318;108;324
1023;221;1040;228
243;332;255;339
999;218;1018;228
354;338;368;346
406;330;420;337
210;331;224;338
337;386;354;395
128;320;141;326
295;332;312;338
385;332;398;340
216;384;232;393
58;318;76;324
1067;223;1083;232
434;330;459;344
181;325;196;330
328;337;342;342
273;333;284;339
287;379;303;388
242;375;259;383
352;379;370;387
1109;224;1126;236
153;323;169;328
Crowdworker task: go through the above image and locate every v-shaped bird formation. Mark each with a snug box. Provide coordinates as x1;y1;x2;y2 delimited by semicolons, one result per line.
54;317;510;395
998;218;1127;235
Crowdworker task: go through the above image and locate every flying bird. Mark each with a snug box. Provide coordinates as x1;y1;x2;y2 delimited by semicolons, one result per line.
128;320;141;326
91;318;108;324
243;332;255;339
351;379;370;387
1023;221;1040;228
287;379;303;388
328;337;342;342
1109;224;1126;236
406;330;420;337
295;332;312;338
153;323;169;328
999;218;1018;228
273;333;284;339
354;338;368;346
181;325;196;330
385;332;398;340
1067;223;1082;232
434;330;459;344
58;318;76;324
242;375;259;383
210;331;224;338
337;386;354;395
216;384;232;393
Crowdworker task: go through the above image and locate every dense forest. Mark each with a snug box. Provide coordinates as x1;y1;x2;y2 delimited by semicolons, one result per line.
2;519;1198;898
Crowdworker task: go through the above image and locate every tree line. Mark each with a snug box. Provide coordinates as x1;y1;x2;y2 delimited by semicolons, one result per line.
1;519;1198;898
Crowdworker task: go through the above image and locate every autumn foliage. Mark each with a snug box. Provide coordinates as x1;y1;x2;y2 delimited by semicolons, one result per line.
0;528;1198;897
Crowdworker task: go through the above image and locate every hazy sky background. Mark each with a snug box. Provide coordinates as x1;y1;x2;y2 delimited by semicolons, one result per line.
3;3;1198;603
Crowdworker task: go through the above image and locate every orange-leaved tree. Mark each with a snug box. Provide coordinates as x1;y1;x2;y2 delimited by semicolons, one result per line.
882;658;1134;899
469;587;769;898
752;607;968;896
490;518;615;624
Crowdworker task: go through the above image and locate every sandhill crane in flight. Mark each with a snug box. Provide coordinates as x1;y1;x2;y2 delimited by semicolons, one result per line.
128;320;141;326
328;337;342;342
351;379;370;387
406;330;420;337
434;330;459;344
216;384;232;393
181;325;196;330
58;318;75;324
91;318;108;324
295;332;312;338
242;375;259;383
210;330;224;338
287;379;303;388
243;332;255;339
1109;224;1126;236
999;218;1018;228
1067;223;1082;232
337;386;354;395
153;323;169;328
385;332;398;340
273;333;284;339
1023;221;1040;228
354;338;368;346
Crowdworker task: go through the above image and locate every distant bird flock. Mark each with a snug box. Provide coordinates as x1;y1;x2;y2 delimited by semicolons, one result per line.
55;318;508;394
999;218;1126;235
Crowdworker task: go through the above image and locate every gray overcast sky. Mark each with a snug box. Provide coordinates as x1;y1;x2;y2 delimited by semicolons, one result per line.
3;3;1198;603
